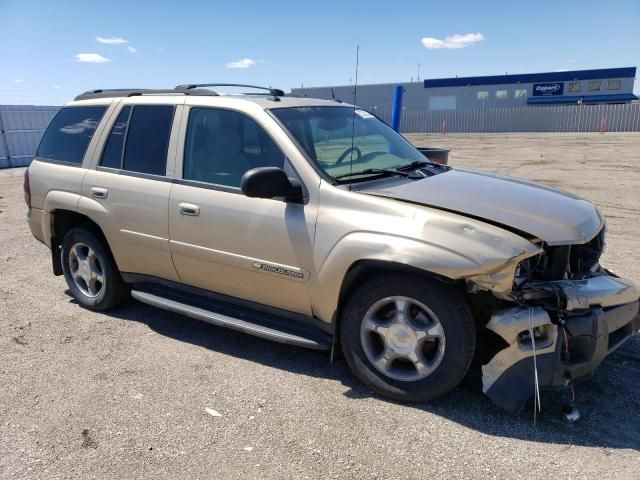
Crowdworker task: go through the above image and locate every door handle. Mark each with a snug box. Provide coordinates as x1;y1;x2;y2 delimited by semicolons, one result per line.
178;202;200;216
90;187;108;199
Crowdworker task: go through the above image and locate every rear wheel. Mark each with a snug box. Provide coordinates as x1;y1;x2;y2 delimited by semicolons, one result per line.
340;275;475;402
61;227;130;310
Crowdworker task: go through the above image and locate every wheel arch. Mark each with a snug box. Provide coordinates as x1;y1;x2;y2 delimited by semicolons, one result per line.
328;259;467;358
50;209;114;276
337;260;458;320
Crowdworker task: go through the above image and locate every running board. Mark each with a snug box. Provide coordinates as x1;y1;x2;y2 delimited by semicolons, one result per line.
131;289;331;350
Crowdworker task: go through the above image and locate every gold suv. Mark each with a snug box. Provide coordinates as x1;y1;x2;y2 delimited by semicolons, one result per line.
25;84;639;414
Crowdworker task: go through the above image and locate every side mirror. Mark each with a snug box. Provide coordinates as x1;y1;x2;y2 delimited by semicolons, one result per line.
240;167;304;203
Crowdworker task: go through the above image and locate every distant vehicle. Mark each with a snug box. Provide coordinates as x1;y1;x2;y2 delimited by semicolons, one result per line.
25;84;639;414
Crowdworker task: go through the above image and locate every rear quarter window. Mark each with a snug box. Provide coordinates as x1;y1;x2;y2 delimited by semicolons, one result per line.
36;106;107;164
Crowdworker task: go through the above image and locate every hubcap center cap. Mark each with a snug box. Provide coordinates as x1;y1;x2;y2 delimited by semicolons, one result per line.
387;324;417;354
80;261;91;277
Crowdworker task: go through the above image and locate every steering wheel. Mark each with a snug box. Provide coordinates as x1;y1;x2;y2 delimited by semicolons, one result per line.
335;146;362;165
358;151;387;163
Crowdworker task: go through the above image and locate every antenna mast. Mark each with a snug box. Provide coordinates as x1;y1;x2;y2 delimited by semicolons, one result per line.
348;45;360;190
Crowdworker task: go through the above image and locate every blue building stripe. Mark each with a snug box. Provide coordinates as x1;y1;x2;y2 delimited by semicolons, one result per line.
424;67;636;88
527;93;638;105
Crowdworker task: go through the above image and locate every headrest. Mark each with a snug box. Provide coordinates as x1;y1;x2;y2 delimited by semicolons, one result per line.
211;129;242;156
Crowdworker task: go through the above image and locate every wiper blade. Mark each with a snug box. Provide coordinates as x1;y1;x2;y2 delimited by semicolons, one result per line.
333;168;412;181
396;160;429;171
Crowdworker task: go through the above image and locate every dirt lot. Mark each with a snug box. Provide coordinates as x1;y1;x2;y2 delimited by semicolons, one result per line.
1;133;639;479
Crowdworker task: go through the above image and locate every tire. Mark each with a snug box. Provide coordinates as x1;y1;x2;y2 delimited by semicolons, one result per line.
61;227;130;310
339;274;475;402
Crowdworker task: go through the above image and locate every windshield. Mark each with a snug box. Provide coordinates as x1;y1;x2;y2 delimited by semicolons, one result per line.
271;106;429;183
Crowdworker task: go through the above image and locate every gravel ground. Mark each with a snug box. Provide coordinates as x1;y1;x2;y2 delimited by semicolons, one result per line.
1;133;639;479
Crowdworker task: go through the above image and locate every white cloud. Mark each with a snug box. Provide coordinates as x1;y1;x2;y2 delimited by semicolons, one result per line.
75;53;111;63
225;58;256;69
421;33;486;50
127;46;137;53
52;85;61;89
96;36;128;45
555;68;569;72
13;78;24;83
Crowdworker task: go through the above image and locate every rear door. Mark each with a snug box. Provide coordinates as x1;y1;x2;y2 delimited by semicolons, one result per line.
80;99;184;282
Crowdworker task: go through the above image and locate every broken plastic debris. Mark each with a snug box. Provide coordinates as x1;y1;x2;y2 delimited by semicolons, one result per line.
205;407;222;417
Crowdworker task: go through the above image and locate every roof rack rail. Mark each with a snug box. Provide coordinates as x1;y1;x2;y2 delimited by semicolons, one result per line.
74;88;218;101
175;83;285;97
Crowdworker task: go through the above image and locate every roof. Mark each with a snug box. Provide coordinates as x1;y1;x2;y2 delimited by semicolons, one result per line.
68;84;351;109
69;91;348;109
73;88;218;100
424;67;637;89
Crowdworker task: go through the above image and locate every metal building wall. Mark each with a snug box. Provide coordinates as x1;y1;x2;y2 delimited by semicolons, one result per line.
0;105;59;169
292;74;636;111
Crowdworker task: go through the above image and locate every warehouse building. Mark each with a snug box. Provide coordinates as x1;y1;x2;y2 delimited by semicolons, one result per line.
292;67;637;112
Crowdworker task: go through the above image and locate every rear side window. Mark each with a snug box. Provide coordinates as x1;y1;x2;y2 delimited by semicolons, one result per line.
37;106;107;164
122;105;174;175
100;106;132;169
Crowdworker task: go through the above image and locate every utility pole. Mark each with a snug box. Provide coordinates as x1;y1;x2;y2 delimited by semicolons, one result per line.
417;64;421;82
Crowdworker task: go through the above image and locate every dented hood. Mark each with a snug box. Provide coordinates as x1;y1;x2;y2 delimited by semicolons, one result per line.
367;168;603;245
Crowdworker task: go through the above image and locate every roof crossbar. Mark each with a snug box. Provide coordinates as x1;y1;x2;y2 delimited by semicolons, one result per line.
175;83;285;97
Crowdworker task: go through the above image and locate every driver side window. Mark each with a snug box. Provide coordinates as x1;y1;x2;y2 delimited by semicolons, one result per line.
183;107;285;187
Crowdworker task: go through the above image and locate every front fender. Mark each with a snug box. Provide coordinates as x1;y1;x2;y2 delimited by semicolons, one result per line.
311;222;541;323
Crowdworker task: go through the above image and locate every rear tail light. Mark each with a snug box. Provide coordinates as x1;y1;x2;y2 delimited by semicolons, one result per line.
23;168;31;207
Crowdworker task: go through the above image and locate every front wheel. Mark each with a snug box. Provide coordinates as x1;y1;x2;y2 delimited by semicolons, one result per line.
340;275;475;402
61;227;130;310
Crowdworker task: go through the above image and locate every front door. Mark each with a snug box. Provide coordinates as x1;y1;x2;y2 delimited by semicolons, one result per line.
168;106;317;315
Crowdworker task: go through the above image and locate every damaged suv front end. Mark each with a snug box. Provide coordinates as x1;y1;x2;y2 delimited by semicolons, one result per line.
361;166;639;413
481;225;640;413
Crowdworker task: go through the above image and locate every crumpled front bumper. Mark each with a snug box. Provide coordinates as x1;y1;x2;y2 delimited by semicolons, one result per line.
481;273;640;414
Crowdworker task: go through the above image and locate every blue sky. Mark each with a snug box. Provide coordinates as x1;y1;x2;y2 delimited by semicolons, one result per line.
1;0;639;105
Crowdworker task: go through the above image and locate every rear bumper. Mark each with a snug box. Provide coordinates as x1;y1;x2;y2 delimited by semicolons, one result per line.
482;273;640;414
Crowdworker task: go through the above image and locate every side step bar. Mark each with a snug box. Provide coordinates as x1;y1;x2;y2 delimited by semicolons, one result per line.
131;289;331;350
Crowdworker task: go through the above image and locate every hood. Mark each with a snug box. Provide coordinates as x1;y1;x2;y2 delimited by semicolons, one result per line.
366;168;602;245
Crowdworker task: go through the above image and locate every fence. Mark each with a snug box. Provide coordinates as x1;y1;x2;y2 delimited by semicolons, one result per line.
0;102;639;169
373;102;640;134
0;105;59;169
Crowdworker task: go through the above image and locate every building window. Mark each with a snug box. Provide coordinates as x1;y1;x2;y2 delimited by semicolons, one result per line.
607;80;621;90
477;91;488;100
428;95;457;111
568;82;581;93
496;90;508;99
514;89;527;98
588;81;601;91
